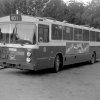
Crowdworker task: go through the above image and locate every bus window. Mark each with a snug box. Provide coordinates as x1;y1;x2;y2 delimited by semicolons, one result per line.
16;23;36;44
90;31;95;42
74;28;79;41
63;26;73;40
96;32;100;42
52;24;62;40
44;28;49;42
38;24;49;43
79;29;83;41
74;28;82;41
83;29;89;41
0;23;36;44
38;27;43;42
0;24;14;43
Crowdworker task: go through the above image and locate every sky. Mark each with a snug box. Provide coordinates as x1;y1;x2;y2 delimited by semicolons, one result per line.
63;0;92;4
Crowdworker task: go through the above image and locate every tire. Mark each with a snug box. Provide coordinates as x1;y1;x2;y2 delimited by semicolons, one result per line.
53;55;62;73
90;52;96;64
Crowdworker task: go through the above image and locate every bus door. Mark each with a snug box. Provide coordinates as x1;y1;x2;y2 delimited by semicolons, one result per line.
36;24;50;70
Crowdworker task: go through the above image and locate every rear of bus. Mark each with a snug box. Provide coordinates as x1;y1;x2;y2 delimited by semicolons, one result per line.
0;14;38;70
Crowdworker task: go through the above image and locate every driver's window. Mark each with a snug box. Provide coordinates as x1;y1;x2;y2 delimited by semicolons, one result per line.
38;24;49;43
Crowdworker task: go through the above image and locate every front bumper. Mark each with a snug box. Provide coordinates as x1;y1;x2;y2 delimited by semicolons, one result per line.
0;60;35;70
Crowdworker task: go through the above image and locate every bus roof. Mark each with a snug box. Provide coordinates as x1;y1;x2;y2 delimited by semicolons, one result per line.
0;14;100;32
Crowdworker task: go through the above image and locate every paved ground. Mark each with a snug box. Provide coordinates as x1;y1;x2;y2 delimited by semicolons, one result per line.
0;61;100;100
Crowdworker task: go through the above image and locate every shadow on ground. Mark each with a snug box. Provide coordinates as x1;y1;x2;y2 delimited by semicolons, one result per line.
4;60;100;76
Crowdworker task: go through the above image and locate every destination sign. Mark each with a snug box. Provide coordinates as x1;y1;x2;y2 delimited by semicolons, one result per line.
10;14;22;21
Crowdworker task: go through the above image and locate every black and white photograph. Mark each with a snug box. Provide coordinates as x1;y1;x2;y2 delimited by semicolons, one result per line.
0;0;100;100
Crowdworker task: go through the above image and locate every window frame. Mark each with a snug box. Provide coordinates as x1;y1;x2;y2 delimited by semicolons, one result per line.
90;30;96;42
38;24;49;43
63;26;73;40
96;32;100;42
83;29;89;41
52;24;63;40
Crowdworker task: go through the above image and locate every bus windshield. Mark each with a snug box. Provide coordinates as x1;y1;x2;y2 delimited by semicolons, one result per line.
0;23;36;44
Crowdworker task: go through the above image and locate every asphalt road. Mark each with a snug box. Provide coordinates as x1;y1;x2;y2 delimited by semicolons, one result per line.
0;61;100;100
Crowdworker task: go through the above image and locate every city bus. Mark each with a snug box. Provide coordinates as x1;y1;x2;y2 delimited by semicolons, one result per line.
0;14;100;72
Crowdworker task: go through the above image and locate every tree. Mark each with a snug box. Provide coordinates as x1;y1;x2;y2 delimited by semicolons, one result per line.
67;0;85;24
82;0;100;28
1;0;16;16
43;0;67;21
15;0;28;15
0;3;5;17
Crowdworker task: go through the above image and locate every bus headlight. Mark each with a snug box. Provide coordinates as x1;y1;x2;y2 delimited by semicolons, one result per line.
26;57;31;63
27;52;31;57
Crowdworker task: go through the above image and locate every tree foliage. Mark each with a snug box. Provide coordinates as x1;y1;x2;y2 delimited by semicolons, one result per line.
67;0;85;25
43;0;67;21
82;0;100;28
0;0;100;28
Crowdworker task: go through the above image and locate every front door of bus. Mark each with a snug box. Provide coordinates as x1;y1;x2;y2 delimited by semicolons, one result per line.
36;24;50;70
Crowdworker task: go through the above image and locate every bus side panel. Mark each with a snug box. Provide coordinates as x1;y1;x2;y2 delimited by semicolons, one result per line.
35;45;83;70
65;42;90;64
64;55;76;65
34;42;100;71
35;46;66;70
75;53;90;63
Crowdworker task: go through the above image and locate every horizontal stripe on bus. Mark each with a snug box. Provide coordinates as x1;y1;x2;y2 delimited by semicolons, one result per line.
0;43;39;49
89;42;100;46
0;41;99;49
38;41;100;47
38;41;89;46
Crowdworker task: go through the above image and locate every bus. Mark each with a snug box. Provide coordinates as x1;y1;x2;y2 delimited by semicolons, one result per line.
0;14;100;72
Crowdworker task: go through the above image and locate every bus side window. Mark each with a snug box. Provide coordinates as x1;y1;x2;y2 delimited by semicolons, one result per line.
83;29;89;41
79;29;82;41
90;31;95;42
44;28;49;42
63;26;73;40
74;28;82;41
96;32;100;42
52;24;62;40
38;24;49;43
74;28;79;41
38;27;43;42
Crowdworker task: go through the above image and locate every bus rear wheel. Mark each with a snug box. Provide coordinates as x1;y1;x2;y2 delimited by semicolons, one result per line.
53;55;62;73
90;52;96;64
